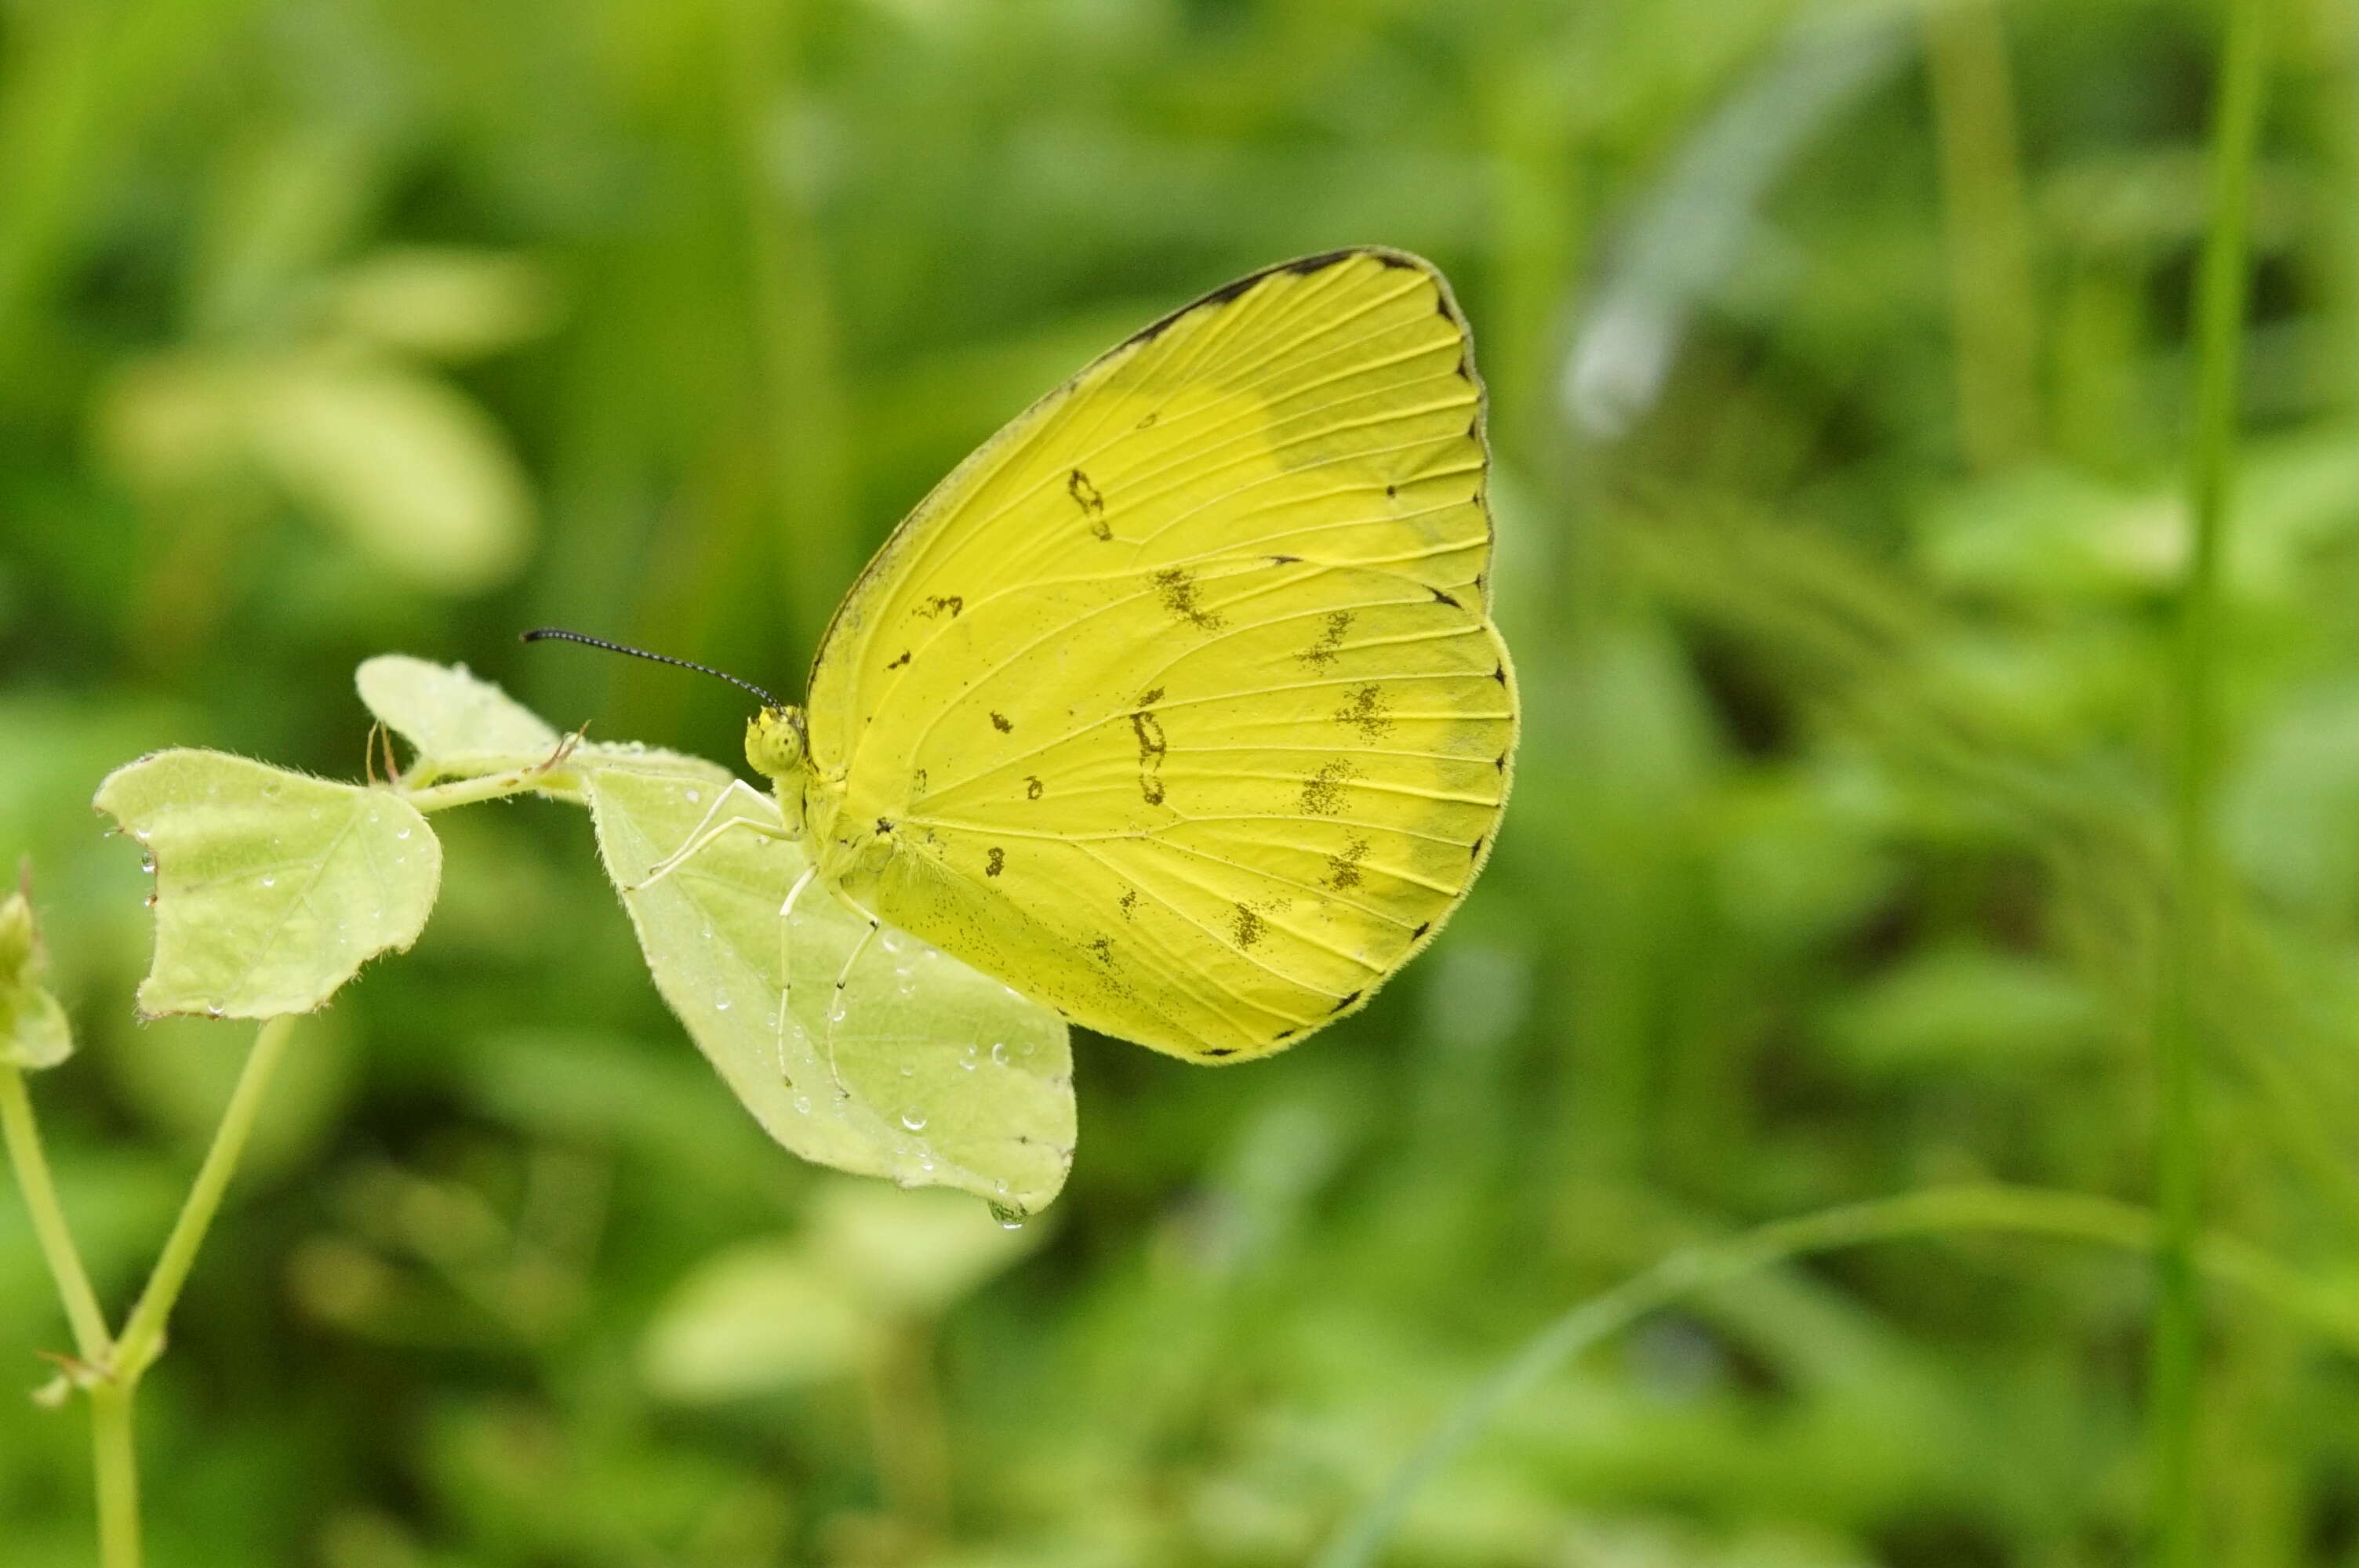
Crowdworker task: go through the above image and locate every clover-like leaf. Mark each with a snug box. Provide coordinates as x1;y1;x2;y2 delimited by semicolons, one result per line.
361;655;734;803
358;654;561;781
94;751;441;1018
583;764;1074;1214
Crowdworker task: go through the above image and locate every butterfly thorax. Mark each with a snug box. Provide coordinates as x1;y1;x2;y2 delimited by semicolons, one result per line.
743;704;892;888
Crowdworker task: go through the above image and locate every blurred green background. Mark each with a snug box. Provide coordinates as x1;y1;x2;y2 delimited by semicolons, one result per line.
5;0;2358;1563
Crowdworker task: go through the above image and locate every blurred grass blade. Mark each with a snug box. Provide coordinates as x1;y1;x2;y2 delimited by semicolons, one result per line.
1316;1185;2359;1568
2151;0;2277;1559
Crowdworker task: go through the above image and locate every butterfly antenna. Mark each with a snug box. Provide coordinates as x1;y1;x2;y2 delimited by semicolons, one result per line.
521;628;783;710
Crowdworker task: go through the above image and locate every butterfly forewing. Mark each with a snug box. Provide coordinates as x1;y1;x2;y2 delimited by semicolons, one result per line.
805;249;1514;1059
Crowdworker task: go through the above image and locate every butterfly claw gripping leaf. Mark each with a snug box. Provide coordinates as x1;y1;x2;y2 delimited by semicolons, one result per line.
722;249;1512;1061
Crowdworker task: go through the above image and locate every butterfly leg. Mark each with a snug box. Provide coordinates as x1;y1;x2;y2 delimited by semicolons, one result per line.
820;898;884;1092
774;862;819;1081
630;779;791;891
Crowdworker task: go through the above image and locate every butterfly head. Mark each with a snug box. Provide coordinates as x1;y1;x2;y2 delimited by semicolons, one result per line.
745;705;809;785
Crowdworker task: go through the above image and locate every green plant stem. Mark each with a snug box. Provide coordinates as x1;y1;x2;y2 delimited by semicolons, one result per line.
2154;2;2272;1563
111;1014;296;1383
401;764;583;814
89;1384;140;1568
0;1064;111;1361
1312;1185;2359;1568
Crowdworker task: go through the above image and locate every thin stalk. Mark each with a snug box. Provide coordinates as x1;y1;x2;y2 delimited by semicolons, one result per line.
89;1384;139;1568
0;1065;111;1361
2153;2;2273;1564
110;1014;296;1383
1312;1185;2359;1568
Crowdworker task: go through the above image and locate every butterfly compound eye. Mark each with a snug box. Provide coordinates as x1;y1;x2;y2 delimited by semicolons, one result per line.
744;708;807;782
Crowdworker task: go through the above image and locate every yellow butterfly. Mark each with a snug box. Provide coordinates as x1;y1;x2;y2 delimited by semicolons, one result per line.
539;248;1516;1062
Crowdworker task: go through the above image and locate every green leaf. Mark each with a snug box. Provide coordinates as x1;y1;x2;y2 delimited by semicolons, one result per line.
638;1237;876;1401
0;891;73;1069
244;351;535;595
323;246;560;362
1;981;72;1070
360;655;736;802
94;750;442;1018
358;654;562;781
807;1180;1040;1319
638;1181;1039;1403
583;764;1074;1214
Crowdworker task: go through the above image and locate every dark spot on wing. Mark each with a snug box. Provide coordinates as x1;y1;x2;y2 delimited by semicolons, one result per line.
1430;587;1461;608
990;710;1012;733
985;847;1005;877
1411;921;1430;939
1299;760;1353;815
1269;554;1300;564
1151;567;1223;630
1136;411;1158;429
1089;935;1114;964
1118;889;1138;919
887;649;912;670
1336;684;1392;740
1495;753;1507;771
1069;469;1110;541
874;818;893;835
1232;904;1264;949
1206;1046;1238;1058
919;594;964;619
1024;775;1044;800
1140;686;1165;706
1298;609;1352;670
1274;1028;1298;1041
1132;702;1169;806
912;768;927;793
1470;834;1485;859
1329;990;1361;1013
1385;482;1398;499
1489;663;1507;684
1325;836;1370;891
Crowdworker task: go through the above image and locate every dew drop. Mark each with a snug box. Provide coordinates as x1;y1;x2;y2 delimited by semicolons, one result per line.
958;1046;978;1072
260;874;276;888
987;1200;1026;1229
685;789;702;804
139;853;155;873
918;1154;936;1173
714;996;732;1012
990;1042;1009;1066
898;1062;914;1077
395;826;412;840
792;1094;811;1114
143;893;156;908
900;1109;928;1131
827;997;847;1024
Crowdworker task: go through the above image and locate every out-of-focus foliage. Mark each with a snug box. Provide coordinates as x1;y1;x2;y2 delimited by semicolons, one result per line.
4;0;2359;1563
